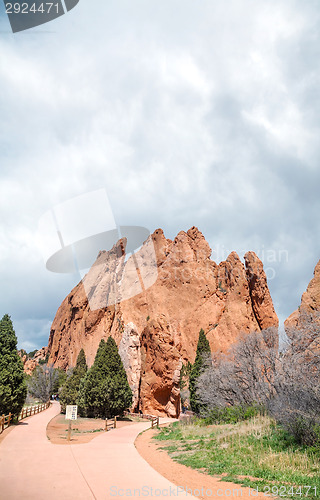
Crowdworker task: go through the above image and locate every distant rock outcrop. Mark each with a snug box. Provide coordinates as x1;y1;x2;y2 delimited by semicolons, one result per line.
285;259;320;336
18;347;48;375
47;227;278;416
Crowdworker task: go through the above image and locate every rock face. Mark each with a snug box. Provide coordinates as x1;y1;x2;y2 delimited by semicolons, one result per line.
285;259;320;336
140;318;182;417
118;323;141;411
47;227;278;417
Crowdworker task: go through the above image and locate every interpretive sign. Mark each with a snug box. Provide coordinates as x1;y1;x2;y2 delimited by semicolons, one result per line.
65;405;78;421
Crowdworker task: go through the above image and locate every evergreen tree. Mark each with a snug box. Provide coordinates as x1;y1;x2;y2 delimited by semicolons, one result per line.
79;337;132;418
189;328;211;414
60;348;87;413
0;314;27;416
52;368;67;395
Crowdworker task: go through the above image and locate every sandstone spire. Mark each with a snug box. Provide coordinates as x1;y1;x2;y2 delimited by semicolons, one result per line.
47;227;278;417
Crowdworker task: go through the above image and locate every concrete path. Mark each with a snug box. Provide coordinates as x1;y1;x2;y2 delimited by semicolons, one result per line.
0;402;194;499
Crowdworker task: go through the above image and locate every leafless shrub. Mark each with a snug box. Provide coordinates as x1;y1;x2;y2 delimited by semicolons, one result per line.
28;364;59;402
269;312;320;445
197;315;320;446
197;327;279;410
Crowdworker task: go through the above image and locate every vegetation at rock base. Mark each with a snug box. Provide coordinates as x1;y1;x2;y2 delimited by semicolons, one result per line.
78;337;132;418
180;361;192;391
19;348;38;360
0;314;27;416
155;416;320;500
196;327;278;411
28;364;60;402
189;328;211;414
60;348;88;413
196;314;320;448
53;368;67;395
179;361;192;410
200;403;265;425
169;314;320;497
38;351;50;366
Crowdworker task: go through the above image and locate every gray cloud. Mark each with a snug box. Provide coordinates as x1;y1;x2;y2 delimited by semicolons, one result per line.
0;0;319;350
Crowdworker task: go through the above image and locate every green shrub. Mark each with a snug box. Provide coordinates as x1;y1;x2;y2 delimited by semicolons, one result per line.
78;337;132;418
189;329;211;414
200;404;264;425
60;349;87;413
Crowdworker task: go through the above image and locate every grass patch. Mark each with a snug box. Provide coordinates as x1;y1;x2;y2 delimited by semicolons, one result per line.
154;417;320;499
72;428;104;434
23;401;41;408
123;415;147;423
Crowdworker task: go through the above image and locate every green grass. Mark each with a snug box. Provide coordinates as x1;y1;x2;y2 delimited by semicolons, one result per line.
23;401;41;408
123;415;146;423
154;417;320;499
73;428;103;434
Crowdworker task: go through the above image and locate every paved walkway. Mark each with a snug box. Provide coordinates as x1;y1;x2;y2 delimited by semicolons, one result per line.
0;402;194;499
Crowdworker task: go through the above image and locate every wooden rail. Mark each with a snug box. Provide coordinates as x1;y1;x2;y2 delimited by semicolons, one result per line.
19;402;50;420
105;416;117;432
124;411;160;429
0;401;51;435
0;413;12;434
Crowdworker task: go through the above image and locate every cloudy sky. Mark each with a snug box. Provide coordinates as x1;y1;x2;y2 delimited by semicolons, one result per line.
0;0;319;351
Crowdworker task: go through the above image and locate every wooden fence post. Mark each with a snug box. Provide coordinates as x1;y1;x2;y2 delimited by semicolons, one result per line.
67;420;72;442
114;416;117;429
105;419;108;432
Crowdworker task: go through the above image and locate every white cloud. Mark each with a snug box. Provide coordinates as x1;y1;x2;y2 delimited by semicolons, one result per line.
0;0;319;348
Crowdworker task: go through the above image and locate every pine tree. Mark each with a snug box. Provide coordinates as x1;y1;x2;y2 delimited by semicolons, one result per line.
60;348;87;413
79;337;132;418
0;314;27;416
189;328;211;414
75;348;87;378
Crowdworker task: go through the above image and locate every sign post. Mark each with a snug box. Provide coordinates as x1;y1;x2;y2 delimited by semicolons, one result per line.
65;405;77;442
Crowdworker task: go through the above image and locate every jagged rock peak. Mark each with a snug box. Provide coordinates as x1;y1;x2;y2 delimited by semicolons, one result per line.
151;226;211;265
47;226;279;417
244;251;278;331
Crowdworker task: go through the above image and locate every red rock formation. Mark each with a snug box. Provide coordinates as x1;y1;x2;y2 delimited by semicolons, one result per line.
139;319;182;417
244;252;279;331
18;347;48;375
285;259;320;336
47;227;278;416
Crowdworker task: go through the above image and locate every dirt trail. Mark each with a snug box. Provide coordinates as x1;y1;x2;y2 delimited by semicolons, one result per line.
0;402;194;499
135;426;268;500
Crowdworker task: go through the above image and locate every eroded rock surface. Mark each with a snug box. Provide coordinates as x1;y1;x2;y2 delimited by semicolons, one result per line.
47;227;278;416
118;322;141;411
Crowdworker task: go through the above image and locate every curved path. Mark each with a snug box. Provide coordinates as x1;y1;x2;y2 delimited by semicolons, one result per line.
0;402;194;499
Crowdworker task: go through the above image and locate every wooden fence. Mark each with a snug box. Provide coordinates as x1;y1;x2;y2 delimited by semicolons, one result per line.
0;401;51;435
124;411;160;429
105;416;117;432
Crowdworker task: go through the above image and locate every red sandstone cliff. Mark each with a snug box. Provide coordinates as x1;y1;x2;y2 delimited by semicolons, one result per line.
47;227;278;416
